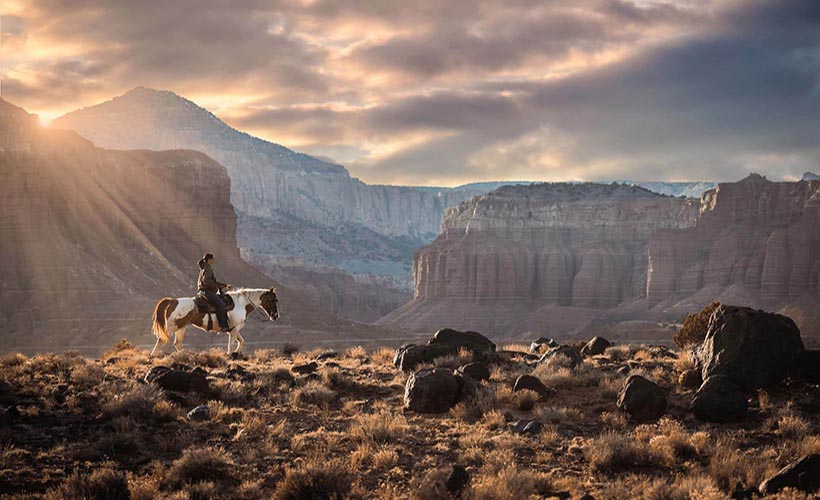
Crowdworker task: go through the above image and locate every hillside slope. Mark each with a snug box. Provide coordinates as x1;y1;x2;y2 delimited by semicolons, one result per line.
0;98;362;349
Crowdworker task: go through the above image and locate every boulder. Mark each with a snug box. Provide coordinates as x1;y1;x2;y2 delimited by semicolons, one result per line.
404;368;465;413
690;375;748;423
394;343;460;372
759;454;820;494
693;305;804;392
428;328;496;354
292;362;318;375
678;369;702;389
187;405;211;421
146;367;210;395
539;345;583;369
316;351;339;361
445;465;470;496
512;419;543;435
455;362;491;382
513;375;553;400
529;337;559;354
581;337;611;357
617;375;667;422
799;350;820;384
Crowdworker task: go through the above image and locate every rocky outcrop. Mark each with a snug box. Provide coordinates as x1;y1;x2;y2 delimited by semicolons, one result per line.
617;375;667;422
692;305;804;392
0;98;349;348
412;183;697;307
690;375;748;423
404;368;468;413
647;174;820;305
380;175;820;340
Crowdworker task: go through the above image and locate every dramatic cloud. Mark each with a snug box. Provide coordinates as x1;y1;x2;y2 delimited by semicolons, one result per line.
2;0;818;185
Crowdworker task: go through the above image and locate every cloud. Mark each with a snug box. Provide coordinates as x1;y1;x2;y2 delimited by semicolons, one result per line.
2;0;818;185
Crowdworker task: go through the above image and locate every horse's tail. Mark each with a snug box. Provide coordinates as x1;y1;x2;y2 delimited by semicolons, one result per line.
152;297;174;343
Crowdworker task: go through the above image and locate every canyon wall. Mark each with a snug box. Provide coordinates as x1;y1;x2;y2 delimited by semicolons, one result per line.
646;174;820;305
0;98;348;348
380;178;820;341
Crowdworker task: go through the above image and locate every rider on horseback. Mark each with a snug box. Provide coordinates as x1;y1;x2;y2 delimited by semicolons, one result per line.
197;252;231;332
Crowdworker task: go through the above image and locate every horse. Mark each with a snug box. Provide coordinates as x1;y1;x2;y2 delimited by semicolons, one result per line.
150;287;279;357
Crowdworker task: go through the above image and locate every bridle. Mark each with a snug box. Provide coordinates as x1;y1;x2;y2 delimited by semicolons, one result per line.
250;292;278;321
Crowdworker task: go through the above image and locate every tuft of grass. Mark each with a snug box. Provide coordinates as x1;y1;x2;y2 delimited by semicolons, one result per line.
674;301;720;349
47;467;129;500
271;458;353;500
166;446;237;488
350;410;407;445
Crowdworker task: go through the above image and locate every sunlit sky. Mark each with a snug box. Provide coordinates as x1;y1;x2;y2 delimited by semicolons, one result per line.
2;0;819;186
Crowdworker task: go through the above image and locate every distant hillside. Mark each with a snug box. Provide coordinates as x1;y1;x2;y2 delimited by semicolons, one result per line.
0;98;360;349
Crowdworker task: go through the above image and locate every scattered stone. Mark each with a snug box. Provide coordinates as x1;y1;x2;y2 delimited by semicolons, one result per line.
690;375;748;423
513;374;553;400
428;328;496;354
617;375;667;422
292;362;318;375
678;369;702;389
759;454;820;494
512;419;543;435
187;405;211;421
455;362;491;382
581;337;611;357
445;465;470;496
799;350;820;384
530;337;559;354
579;494;596;500
394;343;460;372
693;305;805;392
404;368;464;413
539;345;583;369
316;351;339;361
145;367;210;395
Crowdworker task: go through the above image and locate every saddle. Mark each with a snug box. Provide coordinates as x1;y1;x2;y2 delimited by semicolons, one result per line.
195;293;235;314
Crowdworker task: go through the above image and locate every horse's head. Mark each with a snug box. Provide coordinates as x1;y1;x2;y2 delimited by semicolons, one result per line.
259;287;279;321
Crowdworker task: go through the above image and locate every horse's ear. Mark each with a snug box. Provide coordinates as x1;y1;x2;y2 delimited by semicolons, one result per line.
270;287;277;293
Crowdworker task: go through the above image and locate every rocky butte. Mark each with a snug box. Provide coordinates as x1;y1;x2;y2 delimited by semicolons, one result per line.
379;183;699;336
380;178;820;342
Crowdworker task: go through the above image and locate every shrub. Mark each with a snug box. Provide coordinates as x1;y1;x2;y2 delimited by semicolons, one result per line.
166;446;237;488
271;458;353;500
48;468;129;500
103;384;178;422
674;302;720;349
350;410;407;445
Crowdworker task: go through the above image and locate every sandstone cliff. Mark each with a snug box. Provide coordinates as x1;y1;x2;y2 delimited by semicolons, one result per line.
0;98;354;348
646;174;820;306
380;178;820;341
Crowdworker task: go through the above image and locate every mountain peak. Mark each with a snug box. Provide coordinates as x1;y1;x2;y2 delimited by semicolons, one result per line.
738;173;770;183
803;171;820;181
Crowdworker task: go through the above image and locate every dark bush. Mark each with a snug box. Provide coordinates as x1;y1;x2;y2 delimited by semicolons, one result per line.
674;302;720;349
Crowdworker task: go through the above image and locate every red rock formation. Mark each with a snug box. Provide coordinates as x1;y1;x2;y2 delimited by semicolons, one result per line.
646;174;820;305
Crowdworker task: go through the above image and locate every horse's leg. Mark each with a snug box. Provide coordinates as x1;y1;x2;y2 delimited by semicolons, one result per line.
149;337;164;358
173;327;187;352
227;331;237;354
234;325;245;353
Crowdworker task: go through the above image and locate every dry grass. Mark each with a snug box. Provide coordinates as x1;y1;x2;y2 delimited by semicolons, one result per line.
0;341;817;499
674;301;720;349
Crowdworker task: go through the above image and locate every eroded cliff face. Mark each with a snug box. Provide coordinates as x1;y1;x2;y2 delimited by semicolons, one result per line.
646;174;820;305
413;183;698;308
0;98;343;348
380;177;820;340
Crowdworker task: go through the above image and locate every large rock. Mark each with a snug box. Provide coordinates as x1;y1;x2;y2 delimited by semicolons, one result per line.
394;343;460;372
455;362;491;382
693;305;805;392
145;367;210;395
617;375;667;422
759;454;820;494
799;350;820;384
690;375;748;423
539;345;583;369
428;328;496;354
404;368;467;413
581;337;611;357
530;337;558;354
513;375;553;400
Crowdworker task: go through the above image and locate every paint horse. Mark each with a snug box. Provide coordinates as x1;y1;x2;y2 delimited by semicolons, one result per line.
150;288;279;356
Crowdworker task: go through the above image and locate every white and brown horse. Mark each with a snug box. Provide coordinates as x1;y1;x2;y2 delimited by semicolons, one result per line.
150;288;279;356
